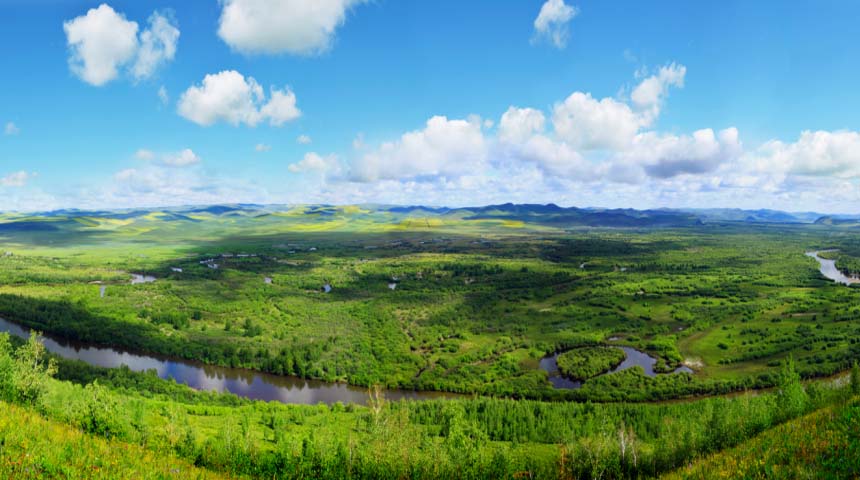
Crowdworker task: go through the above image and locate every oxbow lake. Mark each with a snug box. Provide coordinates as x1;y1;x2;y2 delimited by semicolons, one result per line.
540;346;693;389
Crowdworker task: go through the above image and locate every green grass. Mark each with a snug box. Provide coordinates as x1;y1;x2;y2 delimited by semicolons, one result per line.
0;401;232;479
664;396;860;479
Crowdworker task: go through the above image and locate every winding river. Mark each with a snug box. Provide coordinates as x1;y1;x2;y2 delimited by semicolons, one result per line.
806;250;860;285
540;346;693;389
0;250;836;402
0;317;460;406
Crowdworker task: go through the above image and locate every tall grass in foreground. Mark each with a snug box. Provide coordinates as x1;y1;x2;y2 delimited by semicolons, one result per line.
0;401;231;479
664;397;860;479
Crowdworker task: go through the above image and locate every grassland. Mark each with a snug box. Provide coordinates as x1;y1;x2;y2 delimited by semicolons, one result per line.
0;400;230;479
0;206;857;401
0;204;859;477
665;395;860;479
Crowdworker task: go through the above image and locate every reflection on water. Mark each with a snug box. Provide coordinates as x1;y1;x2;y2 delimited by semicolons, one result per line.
0;317;460;405
541;346;692;390
806;250;860;286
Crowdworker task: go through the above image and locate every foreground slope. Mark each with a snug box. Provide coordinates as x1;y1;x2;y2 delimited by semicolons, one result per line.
0;401;233;480
665;397;860;479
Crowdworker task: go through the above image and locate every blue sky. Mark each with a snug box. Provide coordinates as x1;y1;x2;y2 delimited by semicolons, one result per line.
2;0;860;212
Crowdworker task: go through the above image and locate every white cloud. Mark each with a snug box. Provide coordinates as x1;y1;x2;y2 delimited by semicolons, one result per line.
533;0;578;49
132;11;179;81
297;134;312;145
161;148;201;167
499;107;545;144
63;4;139;86
752;130;860;178
630;63;686;123
259;88;302;126
255;143;271;152
4;122;20;136
135;149;155;160
108;165;264;207
63;5;179;86
158;86;169;105
625;128;742;179
177;70;301;127
135;148;201;167
550;64;686;151
218;0;365;55
505;134;589;178
350;116;487;182
552;92;641;150
288;152;341;174
0;171;35;187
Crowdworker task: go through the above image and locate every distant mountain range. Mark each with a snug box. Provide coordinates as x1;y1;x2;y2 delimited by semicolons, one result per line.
0;203;857;231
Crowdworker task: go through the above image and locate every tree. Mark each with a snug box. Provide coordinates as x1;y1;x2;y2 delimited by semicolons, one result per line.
776;356;807;421
13;332;57;405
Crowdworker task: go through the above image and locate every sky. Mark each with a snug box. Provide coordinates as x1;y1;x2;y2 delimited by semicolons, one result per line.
2;0;860;213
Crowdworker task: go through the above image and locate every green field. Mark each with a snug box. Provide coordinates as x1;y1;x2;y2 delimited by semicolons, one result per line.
0;204;859;478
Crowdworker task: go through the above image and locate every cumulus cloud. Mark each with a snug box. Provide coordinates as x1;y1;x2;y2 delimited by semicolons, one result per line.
161;149;201;167
218;0;365;55
550;64;686;150
499;107;545;144
64;4;139;86
630;63;686;123
552;92;641;150
0;171;35;187
629;128;742;179
4;122;19;136
109;165;262;207
288;152;342;174
255;143;272;152
297;134;312;145
532;0;578;49
350;116;487;182
753;130;860;178
63;4;179;86
132;11;180;80
505;134;589;178
177;70;301;127
135;148;201;167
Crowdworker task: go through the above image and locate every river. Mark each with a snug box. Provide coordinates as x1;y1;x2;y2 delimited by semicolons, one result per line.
0;317;460;406
806;250;860;285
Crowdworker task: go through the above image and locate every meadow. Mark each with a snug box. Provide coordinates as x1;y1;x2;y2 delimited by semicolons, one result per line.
0;204;858;478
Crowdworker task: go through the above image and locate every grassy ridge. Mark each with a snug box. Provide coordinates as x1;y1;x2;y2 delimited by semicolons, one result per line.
0;401;232;480
556;347;626;380
665;397;860;479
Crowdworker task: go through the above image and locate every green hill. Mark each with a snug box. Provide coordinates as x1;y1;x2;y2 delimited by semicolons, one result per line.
665;397;860;479
0;401;232;479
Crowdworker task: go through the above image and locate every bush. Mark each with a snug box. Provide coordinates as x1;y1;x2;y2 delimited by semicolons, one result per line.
0;332;56;406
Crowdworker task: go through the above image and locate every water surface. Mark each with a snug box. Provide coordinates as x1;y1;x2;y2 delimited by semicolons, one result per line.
0;317;460;405
806;250;860;285
541;346;692;390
